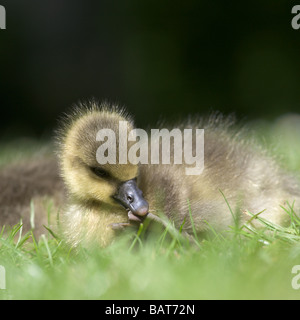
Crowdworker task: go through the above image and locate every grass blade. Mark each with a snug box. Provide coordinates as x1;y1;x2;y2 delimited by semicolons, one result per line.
30;200;35;230
187;199;201;247
41;234;53;267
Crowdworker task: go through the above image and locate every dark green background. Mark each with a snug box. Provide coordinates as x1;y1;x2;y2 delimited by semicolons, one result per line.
1;0;300;138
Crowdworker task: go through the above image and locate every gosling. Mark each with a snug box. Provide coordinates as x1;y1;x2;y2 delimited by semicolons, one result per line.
56;101;300;248
56;102;149;248
0;153;64;237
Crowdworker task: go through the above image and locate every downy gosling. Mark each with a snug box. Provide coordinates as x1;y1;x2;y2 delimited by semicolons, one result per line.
56;101;300;248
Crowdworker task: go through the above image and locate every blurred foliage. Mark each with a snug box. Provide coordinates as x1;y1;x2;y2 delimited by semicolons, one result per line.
0;0;300;138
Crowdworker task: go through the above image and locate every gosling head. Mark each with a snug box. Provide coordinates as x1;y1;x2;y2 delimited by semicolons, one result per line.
56;100;149;219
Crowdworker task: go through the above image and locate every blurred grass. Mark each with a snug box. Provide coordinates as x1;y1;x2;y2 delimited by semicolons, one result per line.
1;209;300;300
1;115;300;300
0;138;54;168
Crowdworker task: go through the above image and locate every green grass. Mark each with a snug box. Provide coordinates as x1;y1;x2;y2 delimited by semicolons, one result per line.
1;117;300;300
1;203;300;299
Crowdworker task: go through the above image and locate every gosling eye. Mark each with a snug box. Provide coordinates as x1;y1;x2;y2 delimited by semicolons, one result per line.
91;167;110;179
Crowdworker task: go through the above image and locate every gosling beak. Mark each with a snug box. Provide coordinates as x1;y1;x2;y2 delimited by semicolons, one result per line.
113;179;149;219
